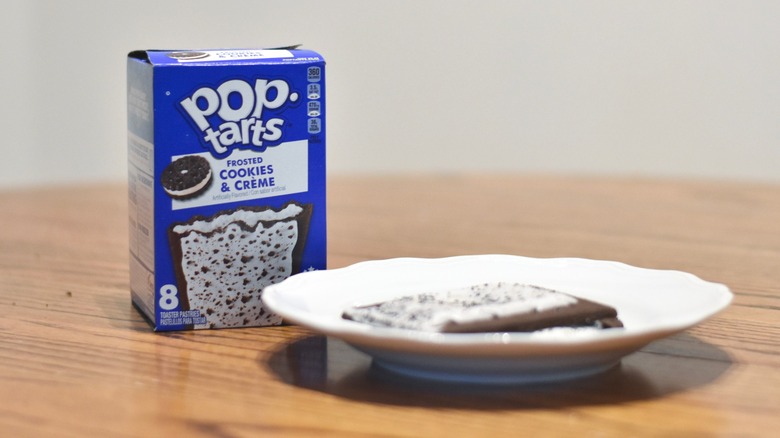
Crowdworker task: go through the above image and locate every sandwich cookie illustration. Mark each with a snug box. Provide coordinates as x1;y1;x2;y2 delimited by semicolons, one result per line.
161;155;213;199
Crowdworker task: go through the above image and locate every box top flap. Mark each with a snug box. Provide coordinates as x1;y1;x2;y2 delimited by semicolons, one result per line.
128;46;323;66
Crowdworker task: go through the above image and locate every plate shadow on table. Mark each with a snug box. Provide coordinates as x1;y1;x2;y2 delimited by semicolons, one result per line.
264;333;734;410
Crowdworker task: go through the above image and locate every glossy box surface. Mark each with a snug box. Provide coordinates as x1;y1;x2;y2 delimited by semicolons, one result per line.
127;48;326;330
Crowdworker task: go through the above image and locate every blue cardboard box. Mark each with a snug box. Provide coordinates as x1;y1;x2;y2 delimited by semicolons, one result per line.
127;48;326;330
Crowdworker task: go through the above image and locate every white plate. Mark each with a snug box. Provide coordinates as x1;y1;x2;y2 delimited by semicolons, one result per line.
263;255;732;384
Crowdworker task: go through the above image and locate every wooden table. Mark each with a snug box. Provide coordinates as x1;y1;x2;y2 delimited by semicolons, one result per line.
2;175;779;437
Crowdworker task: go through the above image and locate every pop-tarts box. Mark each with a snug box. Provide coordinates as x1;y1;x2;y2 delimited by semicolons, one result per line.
127;48;326;330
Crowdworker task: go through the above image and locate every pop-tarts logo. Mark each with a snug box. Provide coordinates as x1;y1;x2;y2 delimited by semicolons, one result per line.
180;78;299;157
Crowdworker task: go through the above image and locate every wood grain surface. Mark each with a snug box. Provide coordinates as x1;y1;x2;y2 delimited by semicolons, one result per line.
1;175;779;437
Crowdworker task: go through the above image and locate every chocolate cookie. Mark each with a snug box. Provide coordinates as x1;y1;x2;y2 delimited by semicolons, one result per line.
342;282;623;333
161;155;212;199
167;51;209;60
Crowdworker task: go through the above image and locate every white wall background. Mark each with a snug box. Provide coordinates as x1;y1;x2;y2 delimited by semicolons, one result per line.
2;0;778;188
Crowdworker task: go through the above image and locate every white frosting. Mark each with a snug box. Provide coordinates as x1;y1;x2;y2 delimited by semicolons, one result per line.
435;290;576;327
172;203;303;235
345;283;578;332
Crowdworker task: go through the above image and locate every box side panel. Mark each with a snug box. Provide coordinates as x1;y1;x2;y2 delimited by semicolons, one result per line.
127;58;157;326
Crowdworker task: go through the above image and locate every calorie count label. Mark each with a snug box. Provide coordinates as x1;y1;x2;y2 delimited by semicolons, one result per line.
306;66;322;134
307;66;322;82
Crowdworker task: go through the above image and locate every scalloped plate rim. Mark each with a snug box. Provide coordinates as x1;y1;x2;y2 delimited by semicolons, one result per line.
262;255;732;381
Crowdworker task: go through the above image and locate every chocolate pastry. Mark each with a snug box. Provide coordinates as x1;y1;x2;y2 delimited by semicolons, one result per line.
169;203;312;328
342;282;623;333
